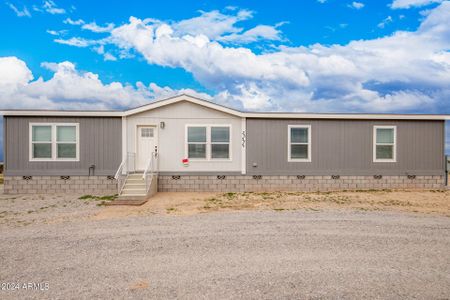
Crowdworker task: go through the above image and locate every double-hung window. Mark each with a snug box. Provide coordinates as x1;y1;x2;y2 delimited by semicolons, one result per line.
30;123;79;161
56;126;78;159
31;125;52;159
288;125;311;162
187;127;207;159
211;127;230;159
373;126;396;162
186;125;231;160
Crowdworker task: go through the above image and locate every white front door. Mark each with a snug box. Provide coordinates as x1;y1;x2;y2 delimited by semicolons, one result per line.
136;126;157;171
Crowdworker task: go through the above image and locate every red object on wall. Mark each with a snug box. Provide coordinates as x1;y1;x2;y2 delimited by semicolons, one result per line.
182;158;189;166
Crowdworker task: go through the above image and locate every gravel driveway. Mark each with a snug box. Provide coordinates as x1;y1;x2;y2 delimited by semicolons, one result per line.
1;210;449;299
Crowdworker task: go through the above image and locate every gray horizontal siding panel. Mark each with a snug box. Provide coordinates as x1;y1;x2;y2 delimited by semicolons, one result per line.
4;116;122;176
246;119;445;176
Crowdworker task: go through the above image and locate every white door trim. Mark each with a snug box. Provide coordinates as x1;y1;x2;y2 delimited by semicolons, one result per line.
135;124;159;171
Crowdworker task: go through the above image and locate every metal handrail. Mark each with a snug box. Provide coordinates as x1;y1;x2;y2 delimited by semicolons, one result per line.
114;160;127;195
114;160;125;180
114;152;136;195
143;152;157;193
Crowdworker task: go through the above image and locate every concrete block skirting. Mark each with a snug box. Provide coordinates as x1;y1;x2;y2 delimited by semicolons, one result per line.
158;175;446;192
3;174;446;194
3;176;117;195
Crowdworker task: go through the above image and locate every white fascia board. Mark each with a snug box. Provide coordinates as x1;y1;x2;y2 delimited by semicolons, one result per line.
123;94;245;117
0;110;123;117
1;92;449;120
2;110;448;120
244;113;450;120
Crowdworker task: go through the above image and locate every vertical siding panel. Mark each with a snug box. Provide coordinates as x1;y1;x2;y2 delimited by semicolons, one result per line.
247;119;445;175
102;118;108;171
4;116;121;176
98;117;102;171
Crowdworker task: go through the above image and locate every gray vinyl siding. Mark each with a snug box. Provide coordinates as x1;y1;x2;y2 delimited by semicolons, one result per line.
4;116;121;176
246;119;445;176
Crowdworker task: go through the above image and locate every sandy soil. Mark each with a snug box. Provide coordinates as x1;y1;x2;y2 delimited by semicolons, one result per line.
93;190;450;220
1;190;449;228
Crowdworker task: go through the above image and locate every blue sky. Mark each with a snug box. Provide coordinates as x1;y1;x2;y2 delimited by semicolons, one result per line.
0;0;432;92
0;0;449;157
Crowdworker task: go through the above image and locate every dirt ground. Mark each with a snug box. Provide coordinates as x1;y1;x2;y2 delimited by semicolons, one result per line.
1;189;449;298
1;209;449;299
94;190;450;220
1;189;449;228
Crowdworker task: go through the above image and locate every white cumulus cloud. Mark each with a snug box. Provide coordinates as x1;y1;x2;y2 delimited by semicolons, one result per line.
173;9;253;40
0;57;210;110
391;0;444;9
218;24;284;44
76;2;447;113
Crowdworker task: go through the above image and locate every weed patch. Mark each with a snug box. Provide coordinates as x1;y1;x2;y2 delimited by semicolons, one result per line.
79;194;118;202
224;192;236;200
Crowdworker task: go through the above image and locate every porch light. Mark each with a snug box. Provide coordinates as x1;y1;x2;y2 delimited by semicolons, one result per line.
160;121;165;129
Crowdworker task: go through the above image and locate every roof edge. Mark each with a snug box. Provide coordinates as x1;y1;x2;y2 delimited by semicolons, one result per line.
1;93;449;120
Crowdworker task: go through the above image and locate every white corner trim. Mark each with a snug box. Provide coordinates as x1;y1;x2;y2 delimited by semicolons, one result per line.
241;118;246;174
121;116;127;161
373;125;397;163
287;124;312;163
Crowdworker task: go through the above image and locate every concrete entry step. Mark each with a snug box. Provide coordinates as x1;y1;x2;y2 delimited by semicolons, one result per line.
106;199;148;206
127;173;145;179
121;190;146;196
117;194;147;201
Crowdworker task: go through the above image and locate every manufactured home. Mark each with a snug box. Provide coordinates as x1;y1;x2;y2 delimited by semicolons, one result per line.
1;94;448;198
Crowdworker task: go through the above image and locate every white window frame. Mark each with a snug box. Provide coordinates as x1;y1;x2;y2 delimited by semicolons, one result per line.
186;126;208;160
288;125;312;162
185;124;232;161
29;123;80;162
373;125;397;163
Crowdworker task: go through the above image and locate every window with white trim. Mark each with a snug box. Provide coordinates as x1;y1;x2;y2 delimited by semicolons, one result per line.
186;125;231;160
373;126;396;162
288;125;311;162
31;125;52;159
211;127;230;159
30;123;79;161
187;127;207;159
